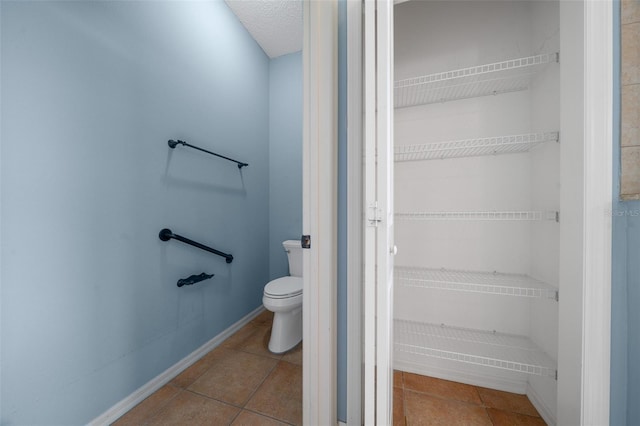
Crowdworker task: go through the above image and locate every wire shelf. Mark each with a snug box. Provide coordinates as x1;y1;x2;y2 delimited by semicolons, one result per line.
395;266;558;300
395;211;559;221
395;132;559;162
395;53;559;108
394;320;557;378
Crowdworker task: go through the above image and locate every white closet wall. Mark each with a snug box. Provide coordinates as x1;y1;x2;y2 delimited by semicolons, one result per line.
394;2;560;423
526;1;560;419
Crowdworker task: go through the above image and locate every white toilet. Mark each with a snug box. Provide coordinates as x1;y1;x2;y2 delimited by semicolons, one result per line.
263;240;303;353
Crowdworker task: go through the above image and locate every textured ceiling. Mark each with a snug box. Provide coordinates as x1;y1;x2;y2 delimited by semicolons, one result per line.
225;0;303;59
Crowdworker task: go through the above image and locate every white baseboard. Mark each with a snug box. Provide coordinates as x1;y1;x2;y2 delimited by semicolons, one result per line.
526;382;556;426
394;358;527;395
89;305;266;426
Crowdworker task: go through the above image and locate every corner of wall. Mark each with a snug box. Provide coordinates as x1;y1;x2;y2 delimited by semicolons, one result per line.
268;51;303;281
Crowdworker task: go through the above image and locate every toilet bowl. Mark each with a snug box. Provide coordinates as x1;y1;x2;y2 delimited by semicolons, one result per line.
263;240;303;353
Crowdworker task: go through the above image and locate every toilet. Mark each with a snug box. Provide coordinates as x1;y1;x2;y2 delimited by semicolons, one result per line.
263;240;303;353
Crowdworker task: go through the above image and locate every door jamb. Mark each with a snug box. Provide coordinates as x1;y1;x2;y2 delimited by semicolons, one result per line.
302;1;338;425
346;0;363;425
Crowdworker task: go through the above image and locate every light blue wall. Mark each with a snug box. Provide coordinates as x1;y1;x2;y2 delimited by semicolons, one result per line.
268;52;303;280
611;2;640;424
0;1;270;424
626;210;640;424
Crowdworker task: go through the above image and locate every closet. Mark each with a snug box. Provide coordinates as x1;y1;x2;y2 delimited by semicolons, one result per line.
393;1;560;422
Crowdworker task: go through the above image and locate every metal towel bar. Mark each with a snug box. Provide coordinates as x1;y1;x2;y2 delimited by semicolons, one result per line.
159;228;233;263
168;139;248;169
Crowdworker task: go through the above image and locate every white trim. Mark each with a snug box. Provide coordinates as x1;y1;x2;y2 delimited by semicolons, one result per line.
374;1;394;424
527;382;557;426
582;0;612;424
302;1;338;424
557;1;612;424
88;305;265;426
362;0;377;423
346;0;363;425
395;359;526;394
363;1;395;423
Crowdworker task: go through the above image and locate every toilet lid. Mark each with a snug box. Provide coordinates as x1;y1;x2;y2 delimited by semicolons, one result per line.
264;276;302;298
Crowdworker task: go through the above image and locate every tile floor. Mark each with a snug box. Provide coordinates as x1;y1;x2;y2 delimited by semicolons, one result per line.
113;310;302;426
394;370;547;426
114;310;545;426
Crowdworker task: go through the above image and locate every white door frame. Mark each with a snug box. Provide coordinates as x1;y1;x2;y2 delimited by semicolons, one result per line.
374;0;394;424
581;0;613;422
362;0;394;424
346;0;363;424
557;1;612;424
302;1;338;424
346;1;614;424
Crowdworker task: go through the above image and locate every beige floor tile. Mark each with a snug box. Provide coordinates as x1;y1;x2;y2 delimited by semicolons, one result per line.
238;325;283;360
171;360;211;390
251;310;274;326
281;342;302;365
394;370;403;389
476;387;540;417
245;361;303;425
171;346;228;389
221;320;282;360
188;350;278;407
393;386;405;426
147;391;239;426
403;373;482;405
220;323;261;349
112;384;180;426
404;391;492;426
231;410;290;426
487;408;547;426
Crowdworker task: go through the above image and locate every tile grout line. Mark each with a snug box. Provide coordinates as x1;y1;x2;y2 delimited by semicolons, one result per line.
226;405;243;425
137;386;185;426
176;346;281;411
397;371;546;425
402;387;485;407
171;357;218;391
182;355;285;419
242;407;297;426
241;359;285;413
124;313;301;426
473;384;496;426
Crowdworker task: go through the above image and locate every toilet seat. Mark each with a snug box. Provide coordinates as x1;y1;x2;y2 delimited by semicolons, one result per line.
264;276;302;299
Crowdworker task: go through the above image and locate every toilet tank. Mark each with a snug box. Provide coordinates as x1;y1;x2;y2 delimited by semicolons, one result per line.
283;240;303;277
